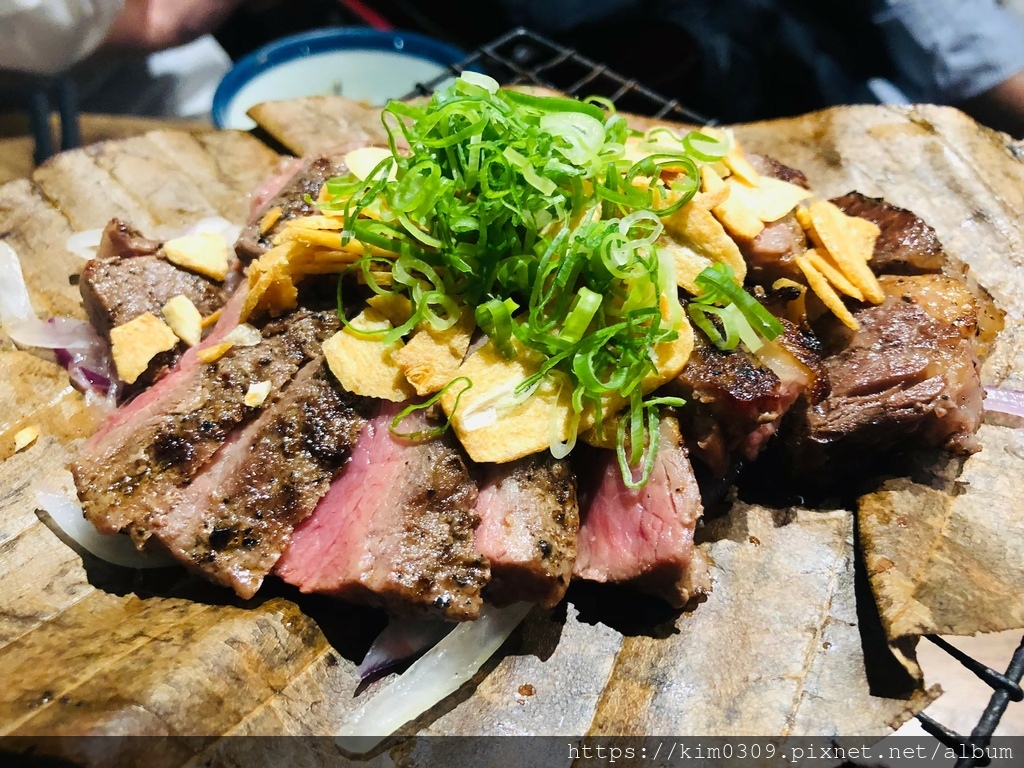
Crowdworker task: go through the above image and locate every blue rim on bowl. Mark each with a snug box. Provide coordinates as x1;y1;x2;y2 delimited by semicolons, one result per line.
212;27;469;129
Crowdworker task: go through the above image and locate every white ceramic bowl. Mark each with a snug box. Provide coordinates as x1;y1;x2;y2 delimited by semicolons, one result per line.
213;28;467;130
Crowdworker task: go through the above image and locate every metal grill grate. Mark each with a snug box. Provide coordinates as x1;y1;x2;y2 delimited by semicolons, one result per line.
406;26;711;125
406;26;1023;763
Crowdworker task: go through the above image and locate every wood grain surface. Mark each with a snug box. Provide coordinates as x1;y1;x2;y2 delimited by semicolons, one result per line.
0;100;1021;763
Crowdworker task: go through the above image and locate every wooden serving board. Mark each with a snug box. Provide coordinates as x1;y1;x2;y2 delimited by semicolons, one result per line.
0;101;1022;764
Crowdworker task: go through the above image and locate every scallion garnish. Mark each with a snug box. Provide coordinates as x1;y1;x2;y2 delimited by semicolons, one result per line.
689;263;784;352
325;74;732;485
390;377;473;441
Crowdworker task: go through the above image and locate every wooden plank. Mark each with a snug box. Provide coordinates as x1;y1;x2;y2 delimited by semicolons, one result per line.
84;135;221;231
33;150;157;232
588;505;934;737
142;131;254;224
247;95;388;156
0;179;87;320
193;130;283;207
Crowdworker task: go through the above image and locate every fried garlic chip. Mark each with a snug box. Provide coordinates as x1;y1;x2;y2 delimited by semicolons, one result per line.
241;242;303;321
13;425;39;452
441;339;575;463
727;176;812;224
163;233;230;281
702;165;764;241
663;190;748;285
162;295;203;347
805;248;863;301
110;312;179;384
722;133;761;187
796;254;859;330
798;201;883;303
366;293;413;327
394;312;476;396
323;308;414;402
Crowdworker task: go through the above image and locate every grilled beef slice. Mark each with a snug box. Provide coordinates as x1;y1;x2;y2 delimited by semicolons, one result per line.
741;212;808;286
831;192;946;275
235;156;349;263
80;219;228;386
748;153;811;189
735;156;812;285
150;361;372;598
573;417;708;607
785;275;984;476
474;454;579;608
72;301;337;544
276;403;489;621
669;321;825;477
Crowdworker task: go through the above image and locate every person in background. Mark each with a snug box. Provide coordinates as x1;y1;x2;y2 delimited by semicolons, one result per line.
496;0;1024;137
0;0;244;119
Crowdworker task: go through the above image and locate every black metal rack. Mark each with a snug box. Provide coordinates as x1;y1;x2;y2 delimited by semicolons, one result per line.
407;26;710;125
407;26;1024;762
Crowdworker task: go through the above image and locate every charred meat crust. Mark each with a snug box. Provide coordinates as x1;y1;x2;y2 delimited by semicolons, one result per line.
785;294;983;474
235;156;348;263
670;318;824;477
80;219;227;387
276;408;489;621
152;362;374;598
475;453;579;608
72;310;340;542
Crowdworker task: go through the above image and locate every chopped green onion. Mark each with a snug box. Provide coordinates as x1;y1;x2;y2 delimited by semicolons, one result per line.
318;72;733;484
682;131;730;162
691;263;784;351
476;297;519;359
559;287;602;344
390;377;473;440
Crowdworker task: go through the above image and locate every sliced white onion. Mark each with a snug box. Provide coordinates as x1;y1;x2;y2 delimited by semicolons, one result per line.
0;241;38;326
35;489;176;569
64;229;104;260
6;316;102;351
151;217;243;247
184;216;243;245
337;602;532;752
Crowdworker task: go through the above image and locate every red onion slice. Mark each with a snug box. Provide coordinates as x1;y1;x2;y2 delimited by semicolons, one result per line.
984;386;1024;421
358;618;453;680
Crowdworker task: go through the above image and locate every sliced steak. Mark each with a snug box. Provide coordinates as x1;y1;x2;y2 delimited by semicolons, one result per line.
668;321;824;477
150;361;372;598
275;404;489;621
738;155;810;286
573;417;707;608
785;280;984;475
72;304;338;544
831;192;946;275
474;454;579;608
235;156;349;263
741;211;808;286
748;153;810;189
81;219;228;387
82;219;227;334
